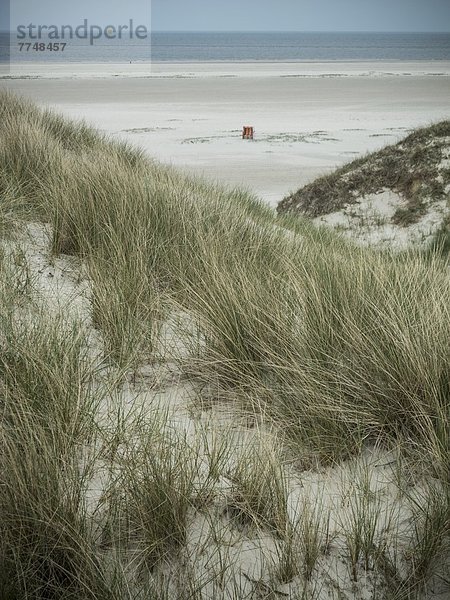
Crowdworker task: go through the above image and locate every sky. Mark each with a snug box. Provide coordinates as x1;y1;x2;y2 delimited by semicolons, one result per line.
152;0;450;32
6;0;450;32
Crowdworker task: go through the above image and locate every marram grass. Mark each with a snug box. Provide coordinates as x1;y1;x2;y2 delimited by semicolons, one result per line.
0;90;448;599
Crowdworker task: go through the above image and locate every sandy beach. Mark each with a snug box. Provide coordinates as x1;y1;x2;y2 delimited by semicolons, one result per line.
3;61;450;204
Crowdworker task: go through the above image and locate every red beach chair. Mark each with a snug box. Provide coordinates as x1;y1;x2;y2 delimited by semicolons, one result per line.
242;126;254;140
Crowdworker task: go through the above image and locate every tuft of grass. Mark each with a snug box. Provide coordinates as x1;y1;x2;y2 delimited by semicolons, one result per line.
118;415;216;569
225;433;289;536
0;404;112;600
275;499;328;585
0;312;96;443
89;252;163;370
405;483;450;595
0;285;111;597
341;464;385;582
391;200;427;226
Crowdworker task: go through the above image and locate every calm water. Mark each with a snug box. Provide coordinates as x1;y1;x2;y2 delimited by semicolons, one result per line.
2;31;450;64
151;32;450;62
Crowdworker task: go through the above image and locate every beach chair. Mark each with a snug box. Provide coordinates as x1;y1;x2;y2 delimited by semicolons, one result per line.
242;126;254;140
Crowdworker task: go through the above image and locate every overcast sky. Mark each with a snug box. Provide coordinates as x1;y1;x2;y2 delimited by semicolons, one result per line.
153;0;450;32
8;0;450;32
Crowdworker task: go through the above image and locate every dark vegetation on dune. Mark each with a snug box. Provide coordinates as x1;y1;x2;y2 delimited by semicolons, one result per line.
278;121;450;232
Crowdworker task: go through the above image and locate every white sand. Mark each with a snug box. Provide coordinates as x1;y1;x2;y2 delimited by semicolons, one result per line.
2;61;450;205
314;189;449;249
5;60;450;79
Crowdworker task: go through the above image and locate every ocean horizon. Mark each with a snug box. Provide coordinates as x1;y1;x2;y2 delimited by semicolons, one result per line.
2;31;450;64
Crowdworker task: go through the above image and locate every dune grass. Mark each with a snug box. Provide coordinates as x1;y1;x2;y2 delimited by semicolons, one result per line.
0;90;449;598
278;120;450;218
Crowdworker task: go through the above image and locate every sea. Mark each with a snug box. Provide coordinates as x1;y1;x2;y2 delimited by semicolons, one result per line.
1;31;450;64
